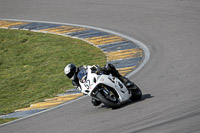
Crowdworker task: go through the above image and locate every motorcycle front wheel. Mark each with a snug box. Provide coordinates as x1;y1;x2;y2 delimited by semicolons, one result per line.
96;91;121;109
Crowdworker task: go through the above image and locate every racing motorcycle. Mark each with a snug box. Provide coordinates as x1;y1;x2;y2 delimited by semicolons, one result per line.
77;66;142;108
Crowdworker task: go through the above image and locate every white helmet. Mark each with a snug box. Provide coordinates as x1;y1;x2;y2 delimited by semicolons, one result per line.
64;64;77;80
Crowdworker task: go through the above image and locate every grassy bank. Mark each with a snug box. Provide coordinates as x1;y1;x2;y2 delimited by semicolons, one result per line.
0;29;106;117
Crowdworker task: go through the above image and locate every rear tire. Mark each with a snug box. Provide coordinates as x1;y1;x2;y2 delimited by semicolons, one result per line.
96;92;121;109
130;85;142;101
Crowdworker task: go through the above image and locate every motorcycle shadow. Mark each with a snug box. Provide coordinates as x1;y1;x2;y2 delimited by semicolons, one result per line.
99;94;153;109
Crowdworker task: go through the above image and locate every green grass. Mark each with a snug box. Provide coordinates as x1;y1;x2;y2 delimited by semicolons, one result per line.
0;29;106;117
0;118;18;124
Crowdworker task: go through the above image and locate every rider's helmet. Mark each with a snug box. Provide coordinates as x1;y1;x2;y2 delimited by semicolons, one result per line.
64;64;77;80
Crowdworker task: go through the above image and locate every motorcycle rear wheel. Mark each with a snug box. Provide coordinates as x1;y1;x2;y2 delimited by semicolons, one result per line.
130;84;142;101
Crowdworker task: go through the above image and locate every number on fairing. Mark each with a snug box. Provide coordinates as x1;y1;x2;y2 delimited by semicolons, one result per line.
84;80;90;89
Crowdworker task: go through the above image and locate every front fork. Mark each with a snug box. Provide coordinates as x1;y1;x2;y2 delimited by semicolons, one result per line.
101;86;118;102
92;85;119;102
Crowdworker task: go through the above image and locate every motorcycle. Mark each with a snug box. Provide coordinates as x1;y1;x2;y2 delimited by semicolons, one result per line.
77;66;142;108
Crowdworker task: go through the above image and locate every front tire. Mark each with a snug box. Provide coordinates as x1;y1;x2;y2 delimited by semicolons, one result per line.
96;92;121;108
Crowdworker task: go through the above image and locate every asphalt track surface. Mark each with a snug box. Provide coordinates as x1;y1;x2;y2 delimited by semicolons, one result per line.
1;0;200;133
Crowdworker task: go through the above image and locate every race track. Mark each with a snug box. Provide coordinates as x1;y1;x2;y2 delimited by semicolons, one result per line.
1;0;200;132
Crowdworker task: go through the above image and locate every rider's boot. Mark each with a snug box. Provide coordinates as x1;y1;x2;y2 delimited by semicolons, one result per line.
91;98;101;106
118;76;135;89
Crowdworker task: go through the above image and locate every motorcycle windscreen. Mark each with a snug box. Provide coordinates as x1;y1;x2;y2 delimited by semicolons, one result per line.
77;69;87;83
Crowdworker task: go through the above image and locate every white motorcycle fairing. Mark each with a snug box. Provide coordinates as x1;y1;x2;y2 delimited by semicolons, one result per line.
78;66;132;103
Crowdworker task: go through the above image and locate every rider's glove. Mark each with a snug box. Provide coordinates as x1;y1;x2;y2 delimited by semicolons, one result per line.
91;65;102;74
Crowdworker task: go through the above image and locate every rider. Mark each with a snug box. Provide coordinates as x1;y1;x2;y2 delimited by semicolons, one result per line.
64;63;133;90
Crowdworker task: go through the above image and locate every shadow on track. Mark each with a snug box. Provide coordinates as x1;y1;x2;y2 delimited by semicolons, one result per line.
99;94;154;109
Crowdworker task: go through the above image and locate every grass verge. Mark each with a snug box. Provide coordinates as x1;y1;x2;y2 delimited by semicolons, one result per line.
0;118;18;125
0;29;106;123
